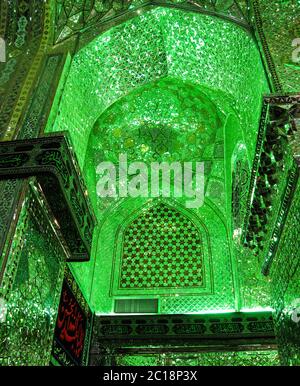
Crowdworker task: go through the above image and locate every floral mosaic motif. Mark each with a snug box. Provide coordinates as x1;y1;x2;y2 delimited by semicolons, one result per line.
85;77;225;218
91;77;222;164
119;203;204;289
252;0;300;93
0;134;97;262
53;6;268;173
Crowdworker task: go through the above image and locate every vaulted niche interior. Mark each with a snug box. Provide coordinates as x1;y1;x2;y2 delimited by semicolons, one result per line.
47;7;270;314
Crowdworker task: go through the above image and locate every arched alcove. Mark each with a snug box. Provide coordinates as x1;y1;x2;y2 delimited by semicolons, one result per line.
90;197;234;313
47;7;269;167
114;201;210;292
45;6;271;314
84;77;226;217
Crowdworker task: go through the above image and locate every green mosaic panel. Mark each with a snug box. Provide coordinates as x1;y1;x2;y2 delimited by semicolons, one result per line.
115;350;280;366
0;180;66;366
191;350;280;366
91;78;222;164
85;77;225;217
254;0;300;93
116;354;161;366
120;203;204;290
46;6;268;314
49;7;268;169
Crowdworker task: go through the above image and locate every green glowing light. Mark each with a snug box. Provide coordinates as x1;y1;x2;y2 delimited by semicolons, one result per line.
48;6;270;315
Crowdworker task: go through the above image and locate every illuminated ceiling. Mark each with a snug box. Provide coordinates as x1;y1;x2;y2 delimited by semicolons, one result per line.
49;7;272;314
51;7;268;169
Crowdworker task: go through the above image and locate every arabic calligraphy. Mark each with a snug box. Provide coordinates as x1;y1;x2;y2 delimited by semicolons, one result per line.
55;281;86;363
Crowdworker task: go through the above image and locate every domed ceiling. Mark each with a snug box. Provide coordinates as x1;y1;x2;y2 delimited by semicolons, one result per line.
47;6;272;314
50;7;269;169
89;77;223;164
84;77;226;217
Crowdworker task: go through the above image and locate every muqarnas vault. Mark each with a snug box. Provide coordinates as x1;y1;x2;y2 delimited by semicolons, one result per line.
0;0;299;367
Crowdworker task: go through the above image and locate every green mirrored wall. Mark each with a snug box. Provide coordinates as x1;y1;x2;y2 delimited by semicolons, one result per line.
46;6;271;315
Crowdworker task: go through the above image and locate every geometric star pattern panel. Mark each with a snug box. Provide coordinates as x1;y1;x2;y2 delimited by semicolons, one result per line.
119;203;204;289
